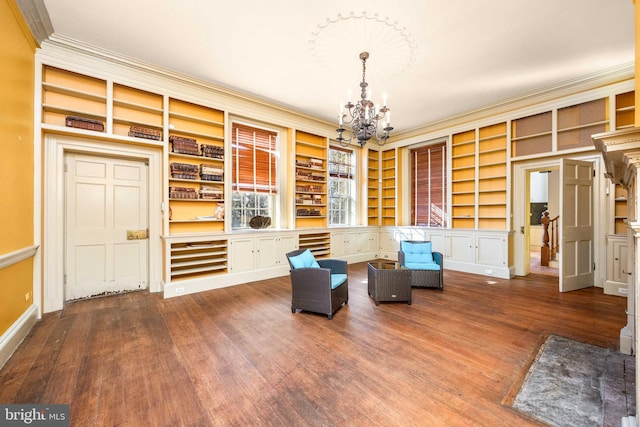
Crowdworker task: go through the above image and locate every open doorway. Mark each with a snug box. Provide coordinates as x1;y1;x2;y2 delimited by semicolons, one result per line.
529;169;559;277
514;156;602;291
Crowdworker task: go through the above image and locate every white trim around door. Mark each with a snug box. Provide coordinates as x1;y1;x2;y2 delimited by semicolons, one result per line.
42;134;163;313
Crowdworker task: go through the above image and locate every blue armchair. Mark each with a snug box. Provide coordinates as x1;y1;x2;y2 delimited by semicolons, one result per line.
398;240;444;290
286;249;349;319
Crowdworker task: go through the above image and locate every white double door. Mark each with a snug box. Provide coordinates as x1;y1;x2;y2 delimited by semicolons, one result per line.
65;153;149;300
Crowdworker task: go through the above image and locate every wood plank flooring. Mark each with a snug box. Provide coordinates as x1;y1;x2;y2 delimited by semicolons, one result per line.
0;263;627;426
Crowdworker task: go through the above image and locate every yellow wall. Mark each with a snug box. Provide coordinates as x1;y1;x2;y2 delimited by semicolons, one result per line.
0;0;36;335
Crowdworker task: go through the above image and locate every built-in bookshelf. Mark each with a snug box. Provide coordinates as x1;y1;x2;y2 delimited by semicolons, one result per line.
614;184;628;235
167;99;225;234
367;149;380;226
511;111;552;157
612;91;634;232
113;83;164;139
295;131;327;228
451;129;476;229
477;123;507;230
616;91;635;130
42;66;108;131
381;149;396;226
557;98;608;150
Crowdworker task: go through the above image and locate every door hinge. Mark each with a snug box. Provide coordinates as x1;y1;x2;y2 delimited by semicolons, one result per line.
593;263;596;271
64;274;67;285
64;162;68;173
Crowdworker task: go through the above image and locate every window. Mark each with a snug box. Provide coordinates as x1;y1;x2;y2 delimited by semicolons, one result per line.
231;122;278;229
410;142;447;227
328;146;355;226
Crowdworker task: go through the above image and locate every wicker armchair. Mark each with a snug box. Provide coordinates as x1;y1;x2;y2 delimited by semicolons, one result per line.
398;240;444;290
286;249;349;320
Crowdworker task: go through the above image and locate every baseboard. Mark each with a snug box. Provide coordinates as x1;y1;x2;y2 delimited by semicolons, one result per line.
0;304;38;369
604;280;628;297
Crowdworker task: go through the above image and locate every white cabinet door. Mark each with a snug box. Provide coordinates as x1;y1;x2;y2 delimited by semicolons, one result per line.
356;231;370;253
331;232;345;257
256;237;279;269
229;238;255;272
449;234;474;263
379;230;398;253
476;235;506;267
279;235;298;266
611;238;629;284
367;230;379;253
256;235;299;268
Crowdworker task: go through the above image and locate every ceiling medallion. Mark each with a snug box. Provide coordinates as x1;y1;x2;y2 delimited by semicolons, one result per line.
309;11;417;82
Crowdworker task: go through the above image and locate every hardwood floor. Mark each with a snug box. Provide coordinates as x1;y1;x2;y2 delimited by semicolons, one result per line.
0;262;627;426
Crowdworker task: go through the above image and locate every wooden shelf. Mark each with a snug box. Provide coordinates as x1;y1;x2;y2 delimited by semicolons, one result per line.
169;239;228;280
42;82;107;103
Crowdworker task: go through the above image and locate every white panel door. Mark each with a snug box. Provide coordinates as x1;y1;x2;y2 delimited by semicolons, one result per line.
560;158;594;292
66;153;148;300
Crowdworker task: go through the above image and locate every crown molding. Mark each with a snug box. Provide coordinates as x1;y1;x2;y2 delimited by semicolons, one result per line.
394;62;635;142
14;0;52;45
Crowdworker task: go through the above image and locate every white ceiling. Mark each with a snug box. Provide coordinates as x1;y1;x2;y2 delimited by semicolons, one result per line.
39;0;635;135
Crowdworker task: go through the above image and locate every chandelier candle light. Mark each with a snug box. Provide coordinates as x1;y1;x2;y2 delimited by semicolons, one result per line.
337;52;393;148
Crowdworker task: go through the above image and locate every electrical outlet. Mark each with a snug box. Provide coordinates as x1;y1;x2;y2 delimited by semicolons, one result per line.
175;287;185;294
24;292;30;301
484;269;493;275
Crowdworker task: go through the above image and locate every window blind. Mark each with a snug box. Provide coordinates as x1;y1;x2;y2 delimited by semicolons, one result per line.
411;142;446;227
232;123;277;193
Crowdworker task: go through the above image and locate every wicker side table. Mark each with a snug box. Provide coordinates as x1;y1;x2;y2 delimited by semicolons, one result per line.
368;262;412;306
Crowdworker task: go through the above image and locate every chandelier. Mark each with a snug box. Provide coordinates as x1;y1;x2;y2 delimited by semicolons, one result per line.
336;52;393;148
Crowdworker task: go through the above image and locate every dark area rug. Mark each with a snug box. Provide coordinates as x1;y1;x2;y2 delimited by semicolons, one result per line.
513;335;635;427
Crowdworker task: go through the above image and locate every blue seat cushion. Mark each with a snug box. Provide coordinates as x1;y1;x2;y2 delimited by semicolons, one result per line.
401;241;434;264
289;249;321;269
331;274;347;289
404;262;440;271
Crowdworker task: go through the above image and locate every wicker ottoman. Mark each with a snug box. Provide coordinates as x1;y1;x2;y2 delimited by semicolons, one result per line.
368;262;412;306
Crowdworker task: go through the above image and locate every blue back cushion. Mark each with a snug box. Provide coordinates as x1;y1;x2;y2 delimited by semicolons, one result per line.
289;249;320;269
401;241;433;264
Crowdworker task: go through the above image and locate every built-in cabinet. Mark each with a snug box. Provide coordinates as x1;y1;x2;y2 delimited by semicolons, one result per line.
378;227;511;278
298;232;331;258
228;234;298;273
164;238;228;283
605;234;629;297
330;229;379;258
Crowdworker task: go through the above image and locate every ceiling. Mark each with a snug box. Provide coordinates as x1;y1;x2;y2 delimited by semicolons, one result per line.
32;0;636;135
